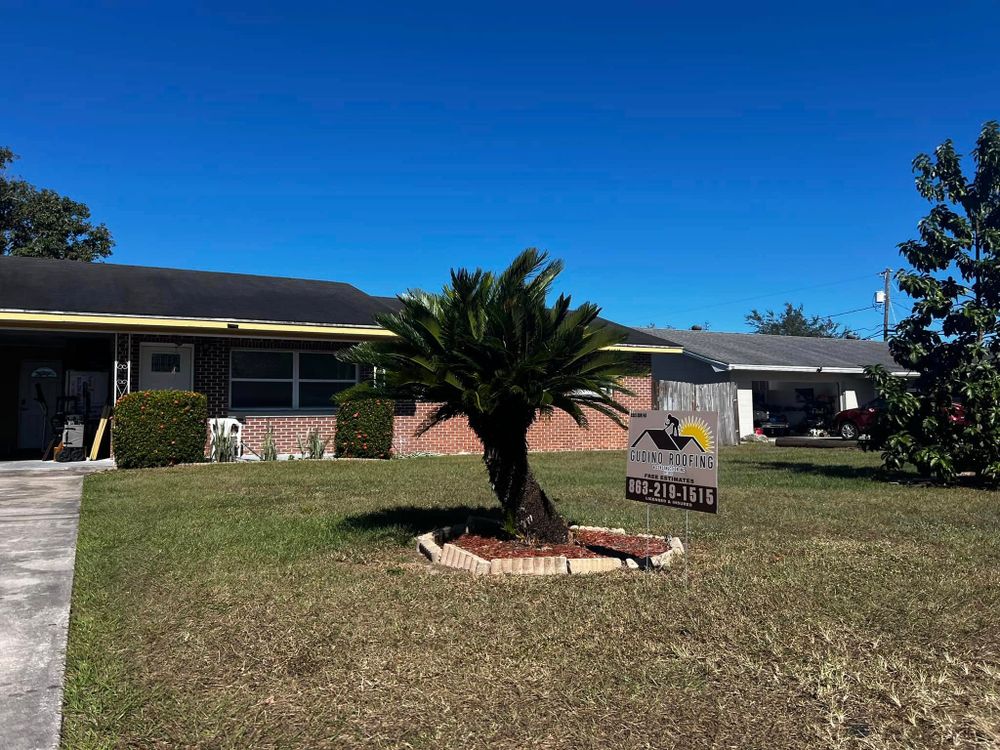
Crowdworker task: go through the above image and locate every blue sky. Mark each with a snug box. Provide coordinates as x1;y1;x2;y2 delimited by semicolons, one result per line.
3;2;999;334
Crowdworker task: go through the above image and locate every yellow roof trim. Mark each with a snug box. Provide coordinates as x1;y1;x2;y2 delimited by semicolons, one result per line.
604;344;683;354
0;310;683;352
0;311;395;339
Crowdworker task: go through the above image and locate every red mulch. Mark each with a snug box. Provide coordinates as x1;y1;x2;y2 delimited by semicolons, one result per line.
452;533;602;559
450;529;671;560
573;529;671;558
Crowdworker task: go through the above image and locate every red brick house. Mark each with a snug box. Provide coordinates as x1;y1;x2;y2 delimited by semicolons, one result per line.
0;256;681;460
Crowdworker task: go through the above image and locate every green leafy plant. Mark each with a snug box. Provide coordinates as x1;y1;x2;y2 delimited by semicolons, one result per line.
338;248;640;543
261;426;278;461
112;390;207;469
334;398;393;459
296;429;328;460
209;420;238;463
1;146;114;261
867;121;1000;483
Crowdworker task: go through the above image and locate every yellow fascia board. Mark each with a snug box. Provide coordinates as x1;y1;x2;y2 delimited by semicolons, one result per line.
0;311;683;352
604;344;683;354
0;311;395;339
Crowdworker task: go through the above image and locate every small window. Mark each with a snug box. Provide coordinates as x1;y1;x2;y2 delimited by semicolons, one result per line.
150;353;181;373
30;367;59;379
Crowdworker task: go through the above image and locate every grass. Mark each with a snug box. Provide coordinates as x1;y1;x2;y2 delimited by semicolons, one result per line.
63;447;1000;749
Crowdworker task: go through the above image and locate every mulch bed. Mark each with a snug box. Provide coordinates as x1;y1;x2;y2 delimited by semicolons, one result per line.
452;533;603;559
572;528;671;558
451;528;671;560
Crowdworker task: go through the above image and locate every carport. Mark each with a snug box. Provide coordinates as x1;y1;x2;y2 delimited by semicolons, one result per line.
0;331;114;460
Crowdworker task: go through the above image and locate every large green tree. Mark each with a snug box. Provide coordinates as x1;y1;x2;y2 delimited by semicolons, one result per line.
1;147;114;261
867;121;1000;482
746;302;853;337
339;249;640;543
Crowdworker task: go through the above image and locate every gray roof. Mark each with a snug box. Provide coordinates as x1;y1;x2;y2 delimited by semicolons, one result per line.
645;328;903;371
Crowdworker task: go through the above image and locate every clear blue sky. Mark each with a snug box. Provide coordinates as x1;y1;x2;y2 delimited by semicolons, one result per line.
4;2;999;334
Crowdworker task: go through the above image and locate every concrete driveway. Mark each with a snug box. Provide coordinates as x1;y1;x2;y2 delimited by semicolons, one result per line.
0;461;112;750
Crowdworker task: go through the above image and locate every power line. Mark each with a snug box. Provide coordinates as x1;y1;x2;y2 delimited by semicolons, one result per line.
825;304;875;318
668;272;876;318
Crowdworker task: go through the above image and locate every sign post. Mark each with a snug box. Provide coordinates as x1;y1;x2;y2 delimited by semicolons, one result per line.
626;410;719;577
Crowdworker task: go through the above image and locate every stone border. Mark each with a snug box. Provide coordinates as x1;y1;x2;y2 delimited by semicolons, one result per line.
415;518;682;576
570;525;685;570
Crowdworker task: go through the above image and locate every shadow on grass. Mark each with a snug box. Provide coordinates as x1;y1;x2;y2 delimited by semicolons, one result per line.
765;461;880;481
337;505;502;537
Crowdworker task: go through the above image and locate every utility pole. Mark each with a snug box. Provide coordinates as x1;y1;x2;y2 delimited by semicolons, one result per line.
882;268;892;341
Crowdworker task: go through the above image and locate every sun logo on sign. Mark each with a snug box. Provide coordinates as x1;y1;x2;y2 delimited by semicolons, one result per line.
679;416;714;453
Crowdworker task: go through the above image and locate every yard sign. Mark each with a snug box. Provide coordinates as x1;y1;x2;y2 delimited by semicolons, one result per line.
626;410;719;514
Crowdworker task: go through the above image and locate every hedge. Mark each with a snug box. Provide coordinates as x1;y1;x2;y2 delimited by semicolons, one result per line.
335;398;394;459
113;390;208;469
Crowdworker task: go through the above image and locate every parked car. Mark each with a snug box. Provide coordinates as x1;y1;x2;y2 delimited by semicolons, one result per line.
832;399;967;439
754;408;790;436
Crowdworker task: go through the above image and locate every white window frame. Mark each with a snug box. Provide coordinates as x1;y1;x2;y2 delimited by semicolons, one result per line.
229;348;358;413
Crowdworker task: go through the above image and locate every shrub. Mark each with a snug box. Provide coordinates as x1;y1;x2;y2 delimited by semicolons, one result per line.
209;419;238;463
113;390;208;469
296;429;328;459
261;426;278;461
335;398;393;459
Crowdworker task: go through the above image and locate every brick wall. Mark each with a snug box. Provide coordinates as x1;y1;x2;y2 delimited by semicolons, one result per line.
242;415;338;455
116;332;654;456
391;372;653;456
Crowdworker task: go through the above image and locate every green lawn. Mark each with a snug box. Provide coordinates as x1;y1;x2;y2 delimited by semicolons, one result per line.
64;447;1000;749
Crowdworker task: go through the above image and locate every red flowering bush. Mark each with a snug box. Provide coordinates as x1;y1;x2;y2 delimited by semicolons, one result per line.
334;398;393;459
113;390;208;469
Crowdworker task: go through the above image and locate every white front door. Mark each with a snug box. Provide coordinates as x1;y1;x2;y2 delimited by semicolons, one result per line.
138;344;194;391
18;361;62;451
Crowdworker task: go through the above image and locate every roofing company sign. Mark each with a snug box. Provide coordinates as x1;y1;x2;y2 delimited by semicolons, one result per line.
626;410;719;514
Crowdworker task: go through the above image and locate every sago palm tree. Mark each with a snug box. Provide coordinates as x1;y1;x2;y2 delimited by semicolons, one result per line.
339;249;640;543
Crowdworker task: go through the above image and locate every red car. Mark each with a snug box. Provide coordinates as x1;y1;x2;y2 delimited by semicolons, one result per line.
832;399;967;440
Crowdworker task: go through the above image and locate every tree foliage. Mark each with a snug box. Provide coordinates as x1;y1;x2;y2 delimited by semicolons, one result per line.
745;302;852;337
339;249;640;542
0;147;114;261
867;121;1000;482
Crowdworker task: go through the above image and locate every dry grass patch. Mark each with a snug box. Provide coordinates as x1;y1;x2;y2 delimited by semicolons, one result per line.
64;448;1000;748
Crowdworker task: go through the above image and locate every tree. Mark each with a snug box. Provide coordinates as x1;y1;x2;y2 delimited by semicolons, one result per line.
867;121;1000;483
745;302;852;337
0;147;114;261
339;249;640;543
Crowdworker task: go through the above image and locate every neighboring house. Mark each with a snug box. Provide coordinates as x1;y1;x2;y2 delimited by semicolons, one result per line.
644;328;910;442
0;256;679;460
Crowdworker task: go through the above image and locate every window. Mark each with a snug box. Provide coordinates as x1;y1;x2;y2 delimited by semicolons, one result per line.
230;350;357;411
151;353;181;373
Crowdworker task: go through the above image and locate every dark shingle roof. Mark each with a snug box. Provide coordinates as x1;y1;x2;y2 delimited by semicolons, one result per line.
0;257;677;348
0;256;398;326
645;328;902;370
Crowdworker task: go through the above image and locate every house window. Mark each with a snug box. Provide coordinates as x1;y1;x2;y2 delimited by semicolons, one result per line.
230;350;357;411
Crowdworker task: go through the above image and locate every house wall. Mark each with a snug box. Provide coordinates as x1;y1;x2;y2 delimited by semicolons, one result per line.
115;333;656;456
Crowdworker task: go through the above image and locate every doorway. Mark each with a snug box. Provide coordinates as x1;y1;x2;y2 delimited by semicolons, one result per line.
17;361;62;451
138;344;193;391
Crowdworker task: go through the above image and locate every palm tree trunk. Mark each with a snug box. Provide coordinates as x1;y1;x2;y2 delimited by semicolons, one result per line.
476;424;569;544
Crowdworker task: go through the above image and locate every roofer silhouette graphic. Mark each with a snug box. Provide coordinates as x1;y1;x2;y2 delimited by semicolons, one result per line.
666;413;680;437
